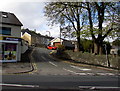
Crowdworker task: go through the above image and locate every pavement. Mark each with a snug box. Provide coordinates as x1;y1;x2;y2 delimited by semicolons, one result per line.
1;62;33;74
1;48;34;75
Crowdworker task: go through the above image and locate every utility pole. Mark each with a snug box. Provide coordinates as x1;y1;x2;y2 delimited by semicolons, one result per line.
104;44;110;67
60;25;62;44
46;31;51;37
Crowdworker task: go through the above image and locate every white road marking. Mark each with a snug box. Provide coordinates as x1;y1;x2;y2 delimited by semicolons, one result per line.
49;61;58;67
0;83;39;88
79;86;120;89
41;56;46;60
70;65;91;71
63;68;116;76
96;73;115;76
86;73;95;75
63;68;87;75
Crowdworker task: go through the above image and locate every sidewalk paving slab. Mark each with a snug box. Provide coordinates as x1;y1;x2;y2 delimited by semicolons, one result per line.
1;62;33;74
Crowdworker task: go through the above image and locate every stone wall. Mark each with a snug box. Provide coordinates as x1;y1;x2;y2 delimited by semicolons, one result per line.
65;50;120;69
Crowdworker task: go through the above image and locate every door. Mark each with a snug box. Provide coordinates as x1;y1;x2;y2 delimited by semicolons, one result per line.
53;42;61;47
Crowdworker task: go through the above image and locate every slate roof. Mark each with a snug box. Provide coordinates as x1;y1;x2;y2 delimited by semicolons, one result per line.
0;11;23;26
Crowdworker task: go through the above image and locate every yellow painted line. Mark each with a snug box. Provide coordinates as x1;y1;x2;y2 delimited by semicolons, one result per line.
0;36;3;40
28;62;38;74
49;50;55;54
28;48;38;74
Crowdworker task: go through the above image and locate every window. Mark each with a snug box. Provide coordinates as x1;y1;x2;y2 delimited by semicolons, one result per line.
0;27;11;35
2;12;8;18
2;14;8;18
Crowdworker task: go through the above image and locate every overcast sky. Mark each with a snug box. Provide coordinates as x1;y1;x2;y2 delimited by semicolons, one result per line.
0;1;60;37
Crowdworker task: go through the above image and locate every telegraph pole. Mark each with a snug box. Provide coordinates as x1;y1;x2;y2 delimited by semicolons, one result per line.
60;25;62;44
104;44;110;67
46;31;51;37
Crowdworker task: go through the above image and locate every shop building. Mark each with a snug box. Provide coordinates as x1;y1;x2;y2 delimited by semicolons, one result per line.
0;11;23;62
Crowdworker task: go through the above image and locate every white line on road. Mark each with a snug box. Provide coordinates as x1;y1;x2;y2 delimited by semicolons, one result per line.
78;86;120;89
49;61;58;67
63;68;86;75
63;68;117;76
41;56;46;60
70;65;91;71
0;83;39;88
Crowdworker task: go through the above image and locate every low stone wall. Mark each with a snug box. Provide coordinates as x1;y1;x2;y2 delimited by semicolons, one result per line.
65;50;120;69
21;47;33;62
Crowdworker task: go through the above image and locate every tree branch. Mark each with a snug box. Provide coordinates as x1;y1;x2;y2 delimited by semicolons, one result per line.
102;28;113;40
62;13;77;31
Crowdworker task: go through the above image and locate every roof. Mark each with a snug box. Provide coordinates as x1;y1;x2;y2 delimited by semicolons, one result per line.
51;37;76;42
0;11;23;26
50;37;63;42
21;29;54;39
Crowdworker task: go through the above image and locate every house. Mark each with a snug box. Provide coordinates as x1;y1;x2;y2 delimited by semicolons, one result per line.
21;29;54;47
0;11;27;62
50;37;75;50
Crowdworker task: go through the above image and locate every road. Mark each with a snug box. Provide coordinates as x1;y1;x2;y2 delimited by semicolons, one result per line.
2;75;120;90
30;47;118;76
1;47;120;90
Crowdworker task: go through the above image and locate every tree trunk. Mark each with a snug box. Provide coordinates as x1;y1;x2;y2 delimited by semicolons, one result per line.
94;42;99;54
76;35;81;51
99;45;103;55
94;40;103;55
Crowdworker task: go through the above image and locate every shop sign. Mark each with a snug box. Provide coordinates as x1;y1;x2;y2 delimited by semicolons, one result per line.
3;37;21;41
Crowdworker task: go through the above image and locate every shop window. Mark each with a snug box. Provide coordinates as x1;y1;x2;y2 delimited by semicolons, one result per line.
0;27;11;35
0;43;3;60
4;43;17;60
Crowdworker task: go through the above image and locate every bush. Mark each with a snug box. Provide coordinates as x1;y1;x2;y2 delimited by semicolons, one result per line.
56;45;65;55
57;45;65;51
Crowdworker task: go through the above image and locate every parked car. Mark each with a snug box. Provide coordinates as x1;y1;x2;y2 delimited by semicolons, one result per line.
47;45;57;50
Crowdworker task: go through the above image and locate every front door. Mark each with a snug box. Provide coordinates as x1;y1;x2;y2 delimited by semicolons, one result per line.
53;42;61;47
